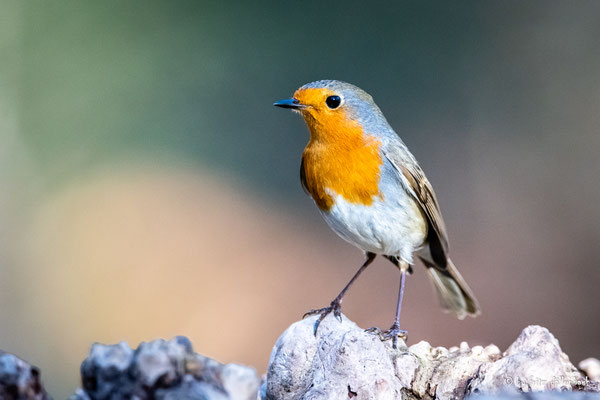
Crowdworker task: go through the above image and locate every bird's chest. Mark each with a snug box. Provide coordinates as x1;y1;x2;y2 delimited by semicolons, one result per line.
302;144;427;258
301;139;383;211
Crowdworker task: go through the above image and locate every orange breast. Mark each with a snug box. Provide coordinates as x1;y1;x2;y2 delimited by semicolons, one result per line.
300;109;383;211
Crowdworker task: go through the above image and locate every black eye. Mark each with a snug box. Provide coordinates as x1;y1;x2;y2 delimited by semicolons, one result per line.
325;95;341;109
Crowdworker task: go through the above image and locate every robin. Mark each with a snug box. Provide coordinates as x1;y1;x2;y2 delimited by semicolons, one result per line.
274;80;480;348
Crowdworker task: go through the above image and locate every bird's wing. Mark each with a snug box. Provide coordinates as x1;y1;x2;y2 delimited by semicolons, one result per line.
383;146;449;263
300;155;310;195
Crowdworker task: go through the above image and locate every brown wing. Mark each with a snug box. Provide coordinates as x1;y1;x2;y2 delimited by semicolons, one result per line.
300;155;310;195
386;146;481;318
384;150;449;266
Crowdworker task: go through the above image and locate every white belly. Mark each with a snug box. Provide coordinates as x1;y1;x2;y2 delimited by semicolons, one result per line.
320;189;427;264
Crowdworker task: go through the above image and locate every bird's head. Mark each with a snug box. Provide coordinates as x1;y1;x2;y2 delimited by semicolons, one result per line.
274;80;390;143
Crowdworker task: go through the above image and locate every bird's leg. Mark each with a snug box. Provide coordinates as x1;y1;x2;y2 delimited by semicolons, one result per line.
303;252;376;335
384;255;413;274
389;265;409;347
366;259;409;349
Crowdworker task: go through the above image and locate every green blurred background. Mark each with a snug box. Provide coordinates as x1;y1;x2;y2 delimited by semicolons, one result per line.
1;1;599;397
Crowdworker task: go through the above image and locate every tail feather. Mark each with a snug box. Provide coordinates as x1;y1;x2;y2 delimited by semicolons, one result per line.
421;257;481;319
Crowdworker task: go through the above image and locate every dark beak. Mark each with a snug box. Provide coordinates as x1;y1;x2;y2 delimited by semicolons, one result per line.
273;98;304;109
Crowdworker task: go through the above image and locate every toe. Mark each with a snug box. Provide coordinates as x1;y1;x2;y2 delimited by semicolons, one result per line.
333;309;342;322
302;309;320;319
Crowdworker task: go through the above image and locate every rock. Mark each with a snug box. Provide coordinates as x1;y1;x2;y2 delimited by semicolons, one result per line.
467;326;584;393
70;336;260;400
471;393;600;400
2;324;597;399
266;315;403;399
580;358;600;382
0;351;51;400
263;315;599;400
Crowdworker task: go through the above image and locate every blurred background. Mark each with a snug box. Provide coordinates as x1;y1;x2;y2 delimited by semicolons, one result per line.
1;1;599;397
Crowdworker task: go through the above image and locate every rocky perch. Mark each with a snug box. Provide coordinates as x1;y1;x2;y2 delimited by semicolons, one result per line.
0;317;598;399
264;316;599;399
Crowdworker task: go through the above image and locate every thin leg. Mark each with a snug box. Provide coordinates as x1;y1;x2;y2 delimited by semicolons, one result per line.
384;255;413;274
389;269;408;348
395;269;406;326
303;252;377;335
366;260;409;349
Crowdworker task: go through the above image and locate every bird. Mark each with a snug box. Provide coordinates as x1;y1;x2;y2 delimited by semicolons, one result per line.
273;80;480;348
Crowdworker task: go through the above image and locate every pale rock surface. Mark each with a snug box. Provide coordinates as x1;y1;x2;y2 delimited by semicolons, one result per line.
263;315;599;400
580;358;600;383
468;326;584;393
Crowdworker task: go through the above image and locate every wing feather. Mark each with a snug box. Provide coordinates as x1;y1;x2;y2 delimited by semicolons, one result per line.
300;156;310;195
383;148;449;263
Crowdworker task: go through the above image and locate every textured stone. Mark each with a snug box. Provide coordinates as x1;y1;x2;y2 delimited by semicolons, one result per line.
473;393;600;400
0;351;51;400
71;336;259;400
2;321;597;399
263;315;598;400
467;325;584;393
580;358;600;382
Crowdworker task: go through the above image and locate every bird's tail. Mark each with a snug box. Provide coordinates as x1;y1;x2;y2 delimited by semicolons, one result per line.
421;257;481;319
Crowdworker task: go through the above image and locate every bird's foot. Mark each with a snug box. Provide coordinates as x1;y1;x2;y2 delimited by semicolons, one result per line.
302;298;342;335
365;323;407;349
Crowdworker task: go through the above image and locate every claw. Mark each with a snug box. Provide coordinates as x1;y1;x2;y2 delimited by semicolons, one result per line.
334;308;342;322
365;324;407;349
301;299;342;335
364;326;384;340
302;309;319;319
